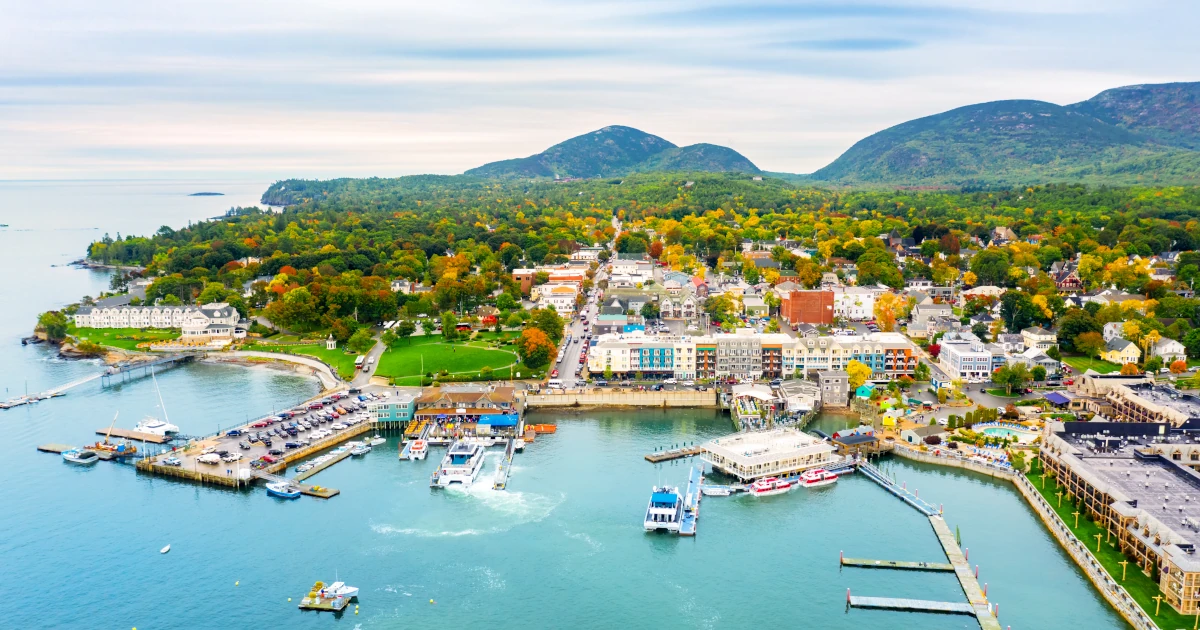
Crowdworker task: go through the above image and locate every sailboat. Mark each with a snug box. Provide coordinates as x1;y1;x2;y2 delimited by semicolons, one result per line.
134;370;179;436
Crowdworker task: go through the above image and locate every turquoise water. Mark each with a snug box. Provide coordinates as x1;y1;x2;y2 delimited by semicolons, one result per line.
0;182;1131;628
983;427;1034;438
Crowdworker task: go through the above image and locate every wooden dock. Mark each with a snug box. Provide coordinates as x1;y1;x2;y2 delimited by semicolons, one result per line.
95;428;170;444
644;446;701;463
929;515;1003;630
841;557;954;572
294;446;355;482
37;443;77;454
252;472;340;499
848;595;975;615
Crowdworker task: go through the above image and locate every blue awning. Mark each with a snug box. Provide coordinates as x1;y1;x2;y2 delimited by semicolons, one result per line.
1044;392;1071;405
436;414;448;419
651;492;678;504
480;414;518;427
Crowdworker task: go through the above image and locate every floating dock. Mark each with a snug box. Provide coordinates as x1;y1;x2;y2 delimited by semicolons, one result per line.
293;445;356;482
678;466;701;536
37;443;77;454
298;582;353;612
848;595;976;616
95;427;170;444
840;557;954;572
857;460;939;516
929;515;1003;630
494;438;516;490
253;472;339;499
644;446;701;463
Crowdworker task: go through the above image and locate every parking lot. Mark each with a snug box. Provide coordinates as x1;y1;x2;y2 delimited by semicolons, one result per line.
156;390;390;476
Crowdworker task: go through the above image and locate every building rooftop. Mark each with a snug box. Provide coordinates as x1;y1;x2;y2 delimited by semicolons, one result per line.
1127;383;1200;422
701;428;835;475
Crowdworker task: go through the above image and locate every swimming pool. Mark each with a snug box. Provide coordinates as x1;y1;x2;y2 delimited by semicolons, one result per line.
982;427;1034;439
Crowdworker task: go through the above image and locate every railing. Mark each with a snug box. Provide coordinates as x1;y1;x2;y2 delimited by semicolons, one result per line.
1014;474;1160;630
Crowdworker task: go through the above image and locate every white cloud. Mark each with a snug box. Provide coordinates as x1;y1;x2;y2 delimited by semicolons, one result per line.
0;0;1196;179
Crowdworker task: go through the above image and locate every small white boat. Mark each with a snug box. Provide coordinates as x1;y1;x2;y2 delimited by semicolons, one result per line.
701;486;731;497
409;439;428;461
324;581;359;599
62;449;99;465
160;544;171;554
266;482;302;499
369;435;385;446
350;444;371;456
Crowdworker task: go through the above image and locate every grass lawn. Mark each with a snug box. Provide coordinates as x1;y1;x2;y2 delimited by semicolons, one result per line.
1027;460;1191;628
71;326;178;351
471;330;520;342
984;388;1022;398
376;336;526;382
246;342;360;379
1062;355;1122;374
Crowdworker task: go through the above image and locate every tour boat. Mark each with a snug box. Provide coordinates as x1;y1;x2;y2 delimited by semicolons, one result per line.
644;486;683;532
431;440;486;487
748;477;794;497
800;468;839;489
266;482;302;499
350;444;371;456
409;439;428;461
133;417;180;437
369;435;385;446
62;448;99;465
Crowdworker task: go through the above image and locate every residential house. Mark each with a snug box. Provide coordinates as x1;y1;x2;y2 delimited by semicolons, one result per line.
991;227;1018;243
1101;338;1141;365
902;424;947;445
1008;347;1061;375
832;286;875;321
996;333;1025;353
1151;338;1187;364
1020;326;1057;351
742;296;768;318
908;303;955;338
1103;322;1128;342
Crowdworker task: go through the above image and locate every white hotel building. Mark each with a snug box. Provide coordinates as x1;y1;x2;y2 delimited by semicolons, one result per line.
74;303;243;341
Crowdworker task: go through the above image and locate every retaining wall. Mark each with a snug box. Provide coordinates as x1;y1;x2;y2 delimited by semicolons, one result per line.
890;443;1016;479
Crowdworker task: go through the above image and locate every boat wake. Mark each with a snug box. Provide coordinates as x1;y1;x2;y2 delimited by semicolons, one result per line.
564;530;603;554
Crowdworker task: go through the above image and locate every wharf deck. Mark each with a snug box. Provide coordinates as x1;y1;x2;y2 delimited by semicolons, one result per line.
37;443;77;454
644;446;701;463
251;472;339;498
848;596;975;615
494;438;516;490
929;515;1002;630
298;596;351;612
679;466;701;536
96;428;170;444
294;446;355;482
841;557;954;572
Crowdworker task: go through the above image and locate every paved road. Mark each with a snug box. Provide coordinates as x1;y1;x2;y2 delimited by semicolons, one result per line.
556;297;598;387
351;336;387;386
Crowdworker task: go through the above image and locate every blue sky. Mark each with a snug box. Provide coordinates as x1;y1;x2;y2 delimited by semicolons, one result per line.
0;0;1196;180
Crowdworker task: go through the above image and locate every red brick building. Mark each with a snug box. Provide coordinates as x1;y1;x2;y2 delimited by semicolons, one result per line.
780;290;834;325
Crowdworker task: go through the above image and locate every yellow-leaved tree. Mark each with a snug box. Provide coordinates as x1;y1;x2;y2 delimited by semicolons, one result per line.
846;360;872;389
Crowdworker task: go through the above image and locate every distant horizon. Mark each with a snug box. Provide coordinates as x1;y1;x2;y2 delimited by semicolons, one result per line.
3;1;1198;180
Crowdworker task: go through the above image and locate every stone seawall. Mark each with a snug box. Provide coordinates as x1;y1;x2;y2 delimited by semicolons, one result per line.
525;390;719;408
890;444;1016;479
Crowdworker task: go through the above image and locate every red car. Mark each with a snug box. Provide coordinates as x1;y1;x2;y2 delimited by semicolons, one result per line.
551;369;559;378
250;421;270;428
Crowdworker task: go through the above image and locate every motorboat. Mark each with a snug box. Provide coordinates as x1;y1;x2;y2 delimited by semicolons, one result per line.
701;486;731;497
431;440;486;487
369;435;385;446
62;449;99;465
350;444;371;456
133;417;180;437
324;581;359;599
644;486;683;532
800;468;839;488
409;439;428;461
266;482;302;499
160;545;171;554
748;477;794;497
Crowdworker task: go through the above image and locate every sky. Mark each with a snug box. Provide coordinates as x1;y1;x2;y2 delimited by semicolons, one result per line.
0;0;1197;181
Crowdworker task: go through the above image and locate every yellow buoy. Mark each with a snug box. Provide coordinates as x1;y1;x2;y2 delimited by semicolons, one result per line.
288;598;292;602
235;581;239;586
430;599;435;604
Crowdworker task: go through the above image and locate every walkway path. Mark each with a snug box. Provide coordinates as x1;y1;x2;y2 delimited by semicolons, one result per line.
218;350;340;390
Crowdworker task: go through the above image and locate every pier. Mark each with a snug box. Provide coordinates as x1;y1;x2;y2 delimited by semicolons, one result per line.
252;471;340;499
856;460;940;516
95;427;170;444
929;515;1002;630
493;438;516;490
678;465;701;536
644;445;701;463
840;557;954;572
100;354;197;387
847;594;976;616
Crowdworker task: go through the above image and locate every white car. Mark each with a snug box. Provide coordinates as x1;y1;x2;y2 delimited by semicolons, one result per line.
221;452;243;463
331;423;347;430
663;378;678;384
683;380;696;386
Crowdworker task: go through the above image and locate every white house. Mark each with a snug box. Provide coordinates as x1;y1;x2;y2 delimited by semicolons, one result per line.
832;286;875;321
75;302;241;341
938;332;993;382
537;284;578;316
1103;321;1128;342
1151;337;1188;364
1020;326;1058;351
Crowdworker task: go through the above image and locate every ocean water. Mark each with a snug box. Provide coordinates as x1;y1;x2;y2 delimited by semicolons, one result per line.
0;181;1129;629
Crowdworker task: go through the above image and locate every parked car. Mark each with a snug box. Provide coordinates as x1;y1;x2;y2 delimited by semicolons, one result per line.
225;429;243;437
239;441;251;450
663;378;678;384
162;457;182;467
268;449;283;456
285;441;301;449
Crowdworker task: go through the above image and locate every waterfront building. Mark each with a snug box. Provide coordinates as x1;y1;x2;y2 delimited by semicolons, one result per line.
818;370;849;406
1104;381;1200;426
74;302;242;341
777;379;821;414
1041;421;1200;614
368;393;416;424
414;385;520;426
700;427;837;482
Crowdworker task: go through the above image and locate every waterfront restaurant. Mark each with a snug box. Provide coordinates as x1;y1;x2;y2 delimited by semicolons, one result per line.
1041;420;1200;614
700;427;837;483
414;385;522;438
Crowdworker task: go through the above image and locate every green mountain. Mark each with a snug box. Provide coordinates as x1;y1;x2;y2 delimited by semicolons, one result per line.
811;82;1200;186
465;125;760;178
1067;82;1200;150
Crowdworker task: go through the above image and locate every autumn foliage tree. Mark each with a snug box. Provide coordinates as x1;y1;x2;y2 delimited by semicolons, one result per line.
1120;363;1141;376
648;241;664;260
515;328;556;370
873;292;903;332
1171;359;1188;374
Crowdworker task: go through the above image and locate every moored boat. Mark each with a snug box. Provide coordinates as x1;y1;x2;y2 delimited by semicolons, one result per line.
800;468;838;488
748;477;793;497
133;417;180;437
431;440;486;487
266;482;302;499
350;444;371;456
62;449;99;465
409;439;428;460
369;435;385;446
701;486;731;497
644;485;683;532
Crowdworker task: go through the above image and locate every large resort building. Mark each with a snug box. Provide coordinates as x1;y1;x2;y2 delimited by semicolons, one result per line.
1041;421;1200;614
700;428;837;482
73;302;244;342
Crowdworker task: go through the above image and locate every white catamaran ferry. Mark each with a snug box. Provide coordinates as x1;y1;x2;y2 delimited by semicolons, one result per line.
643;486;683;533
431;440;487;487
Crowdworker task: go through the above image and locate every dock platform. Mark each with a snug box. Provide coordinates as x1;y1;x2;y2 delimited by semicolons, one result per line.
644;446;701;463
848;595;975;616
678;466;701;536
252;472;340;499
294;446;355;482
95;428;170;444
494;438;516;490
841;557;954;572
930;515;1003;630
37;443;77;454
